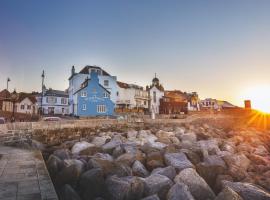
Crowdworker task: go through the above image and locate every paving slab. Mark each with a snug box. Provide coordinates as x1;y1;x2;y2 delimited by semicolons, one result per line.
0;145;58;200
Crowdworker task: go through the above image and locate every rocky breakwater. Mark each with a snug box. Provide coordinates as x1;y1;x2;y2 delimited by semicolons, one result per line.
44;124;270;200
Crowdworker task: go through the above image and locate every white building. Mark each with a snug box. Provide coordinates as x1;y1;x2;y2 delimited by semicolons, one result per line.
68;65;118;116
3;92;38;115
116;81;149;112
200;98;236;110
36;88;69;115
146;75;165;114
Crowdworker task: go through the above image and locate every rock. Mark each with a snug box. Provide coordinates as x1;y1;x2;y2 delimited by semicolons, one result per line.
223;181;270;200
137;130;158;145
79;145;102;156
143;174;173;199
151;166;176;180
148;141;167;150
253;145;268;156
223;153;250;181
47;155;64;179
109;163;133;177
112;145;125;158
180;132;197;143
146;151;165;170
167;183;195;200
102;136;122;153
91;136;110;147
71;141;95;154
116;153;136;166
164;152;194;172
181;149;202;165
141;194;160;200
174;168;216;200
53;149;71;160
79;168;106;200
196;155;227;188
132;160;149;178
59;184;81;200
215;187;243;200
156;130;175;138
88;153;114;175
127;130;138;140
105;176;144;200
197;139;221;158
215;174;234;193
55;159;85;186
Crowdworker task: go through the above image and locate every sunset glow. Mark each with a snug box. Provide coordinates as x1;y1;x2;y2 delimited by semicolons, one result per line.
243;86;270;113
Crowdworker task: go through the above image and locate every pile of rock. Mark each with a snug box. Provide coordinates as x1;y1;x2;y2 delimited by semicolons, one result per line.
45;124;270;200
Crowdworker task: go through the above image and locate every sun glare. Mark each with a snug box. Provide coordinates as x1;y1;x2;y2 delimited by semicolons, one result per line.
243;86;270;113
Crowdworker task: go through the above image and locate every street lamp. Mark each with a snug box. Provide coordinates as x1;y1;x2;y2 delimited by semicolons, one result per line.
10;90;17;123
41;70;45;115
6;78;10;99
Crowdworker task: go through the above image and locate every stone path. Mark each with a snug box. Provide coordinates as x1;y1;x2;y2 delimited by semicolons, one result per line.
0;145;58;200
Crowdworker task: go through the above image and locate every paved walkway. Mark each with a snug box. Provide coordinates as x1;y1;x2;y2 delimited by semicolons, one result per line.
0;145;58;200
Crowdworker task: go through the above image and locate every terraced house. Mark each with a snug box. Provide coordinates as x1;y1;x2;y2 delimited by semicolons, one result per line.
74;72;114;117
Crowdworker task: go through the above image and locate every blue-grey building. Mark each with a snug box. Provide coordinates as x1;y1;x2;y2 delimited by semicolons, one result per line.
74;72;115;117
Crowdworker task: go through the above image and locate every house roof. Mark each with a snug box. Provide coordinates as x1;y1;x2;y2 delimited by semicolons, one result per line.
69;65;111;80
0;89;11;100
74;78;111;95
147;84;165;92
164;90;188;102
44;89;68;97
117;81;143;90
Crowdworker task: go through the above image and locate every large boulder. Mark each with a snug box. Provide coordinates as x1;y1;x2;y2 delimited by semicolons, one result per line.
167;183;195;200
146;151;165;170
102;136;123;154
215;187;243;200
151;166;176;180
156;130;175;138
53;149;71;160
223;154;250;181
47;154;64;179
223;181;270;200
55;159;85;186
71;141;95;154
164;152;194;172
105;176;144;200
197;139;221;158
127;130;138;140
174;168;216;200
79;145;102;156
79;168;106;200
137;130;158;145
143;174;173;199
141;194;160;200
132;160;149;178
196;155;227;188
116;153;136;166
88;153;114;175
59;184;81;200
91;136;110;147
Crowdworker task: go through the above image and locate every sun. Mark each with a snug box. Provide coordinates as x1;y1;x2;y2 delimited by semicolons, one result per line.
242;85;270;113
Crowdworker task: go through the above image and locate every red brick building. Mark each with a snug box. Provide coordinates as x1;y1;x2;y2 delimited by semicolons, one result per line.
159;90;188;114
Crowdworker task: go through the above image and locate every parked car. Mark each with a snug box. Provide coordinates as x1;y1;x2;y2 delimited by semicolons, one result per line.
0;117;6;124
42;117;61;122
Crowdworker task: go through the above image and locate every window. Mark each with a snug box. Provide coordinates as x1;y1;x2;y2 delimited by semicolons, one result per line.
116;91;119;96
61;98;67;104
82;104;86;110
46;97;48;103
153;91;156;103
27;105;31;110
97;105;106;113
21;105;25;110
103;92;109;98
144;101;147;105
81;91;87;97
104;80;109;87
62;108;65;113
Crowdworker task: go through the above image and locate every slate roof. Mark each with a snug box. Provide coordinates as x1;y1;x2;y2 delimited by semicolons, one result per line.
117;81;143;90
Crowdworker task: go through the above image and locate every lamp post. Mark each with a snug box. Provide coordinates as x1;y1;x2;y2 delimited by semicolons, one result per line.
10;90;17;123
41;70;45;115
6;78;10;99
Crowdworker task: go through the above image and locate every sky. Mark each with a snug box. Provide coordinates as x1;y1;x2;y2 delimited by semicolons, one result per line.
1;0;270;107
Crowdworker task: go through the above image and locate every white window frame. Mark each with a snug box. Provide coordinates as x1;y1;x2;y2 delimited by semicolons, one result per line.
103;92;109;98
81;91;87;97
97;105;106;113
82;104;86;110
